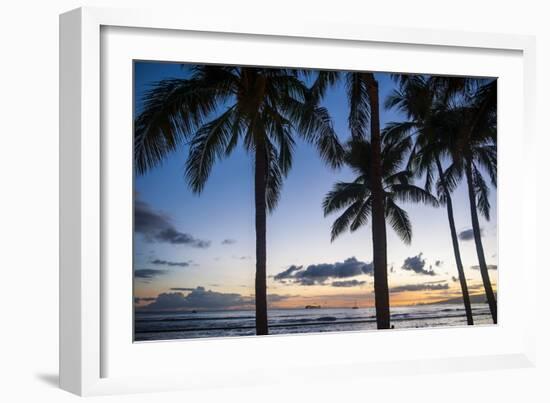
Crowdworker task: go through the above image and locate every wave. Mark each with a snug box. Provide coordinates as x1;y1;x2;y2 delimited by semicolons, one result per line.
135;315;255;323
136;311;491;334
316;316;338;322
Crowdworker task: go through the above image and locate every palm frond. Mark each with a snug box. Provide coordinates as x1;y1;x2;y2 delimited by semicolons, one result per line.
346;73;370;139
382;121;416;143
389;73;416;87
189;65;240;88
267;73;309;103
472;163;491;220
439;161;463;194
386;198;412;244
384;75;430;120
286;100;344;168
184;106;238;193
388;183;439;207
473;144;497;187
349;197;373;232
265;139;284;212
381;135;412;177
322;182;367;216
384;88;406;111
310;106;345;168
330;200;363;241
134;78;224;174
309;70;341;103
384;170;412;186
264;106;294;176
429;76;481;106
224;109;246;156
423;165;435;194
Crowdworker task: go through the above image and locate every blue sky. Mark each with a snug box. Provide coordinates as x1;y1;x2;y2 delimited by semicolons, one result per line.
133;62;498;310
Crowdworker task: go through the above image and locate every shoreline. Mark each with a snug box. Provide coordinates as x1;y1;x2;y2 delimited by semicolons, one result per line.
135;310;492;334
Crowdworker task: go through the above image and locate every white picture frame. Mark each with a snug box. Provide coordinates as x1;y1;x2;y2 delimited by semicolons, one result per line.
60;6;537;396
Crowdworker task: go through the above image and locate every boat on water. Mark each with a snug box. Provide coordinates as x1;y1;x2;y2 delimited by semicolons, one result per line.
305;304;321;309
352;300;359;309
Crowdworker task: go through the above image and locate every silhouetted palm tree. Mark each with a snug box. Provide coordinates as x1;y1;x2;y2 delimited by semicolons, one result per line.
441;79;498;323
311;71;391;329
384;75;476;325
134;66;344;335
323;135;439;324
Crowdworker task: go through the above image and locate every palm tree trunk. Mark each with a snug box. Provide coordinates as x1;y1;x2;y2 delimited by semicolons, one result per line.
365;74;390;329
465;159;497;324
254;137;269;335
435;157;473;325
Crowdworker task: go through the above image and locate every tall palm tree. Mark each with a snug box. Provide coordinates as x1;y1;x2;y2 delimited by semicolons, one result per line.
384;75;475;325
310;72;392;329
442;80;498;323
134;66;344;335
364;75;391;330
323;135;439;324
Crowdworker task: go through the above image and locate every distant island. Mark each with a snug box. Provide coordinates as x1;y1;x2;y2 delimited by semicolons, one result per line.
430;293;496;306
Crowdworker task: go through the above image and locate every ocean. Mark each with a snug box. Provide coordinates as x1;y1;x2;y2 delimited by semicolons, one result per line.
134;303;493;341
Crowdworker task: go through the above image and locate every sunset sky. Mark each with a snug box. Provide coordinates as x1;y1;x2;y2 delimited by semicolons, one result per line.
133;62;498;311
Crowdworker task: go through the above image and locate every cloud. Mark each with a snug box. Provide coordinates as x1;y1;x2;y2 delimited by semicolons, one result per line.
458;228;484;241
151;259;192;268
142;287;253;310
390;282;449;293
169;287;195;291
273;257;373;286
221;239;237;245
134;269;168;280
273;265;303;281
140;287;295;311
233;255;251;260
155;228;211;248
134;200;171;234
470;264;498;271
134;200;210;248
331;279;367;288
134;297;156;304
401;253;436;276
138;287;295;311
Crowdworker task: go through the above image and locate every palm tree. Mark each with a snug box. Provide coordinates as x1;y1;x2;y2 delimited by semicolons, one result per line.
134;66;344;335
323;135;439;326
310;72;392;329
384;75;475;325
363;74;391;330
442;80;498;323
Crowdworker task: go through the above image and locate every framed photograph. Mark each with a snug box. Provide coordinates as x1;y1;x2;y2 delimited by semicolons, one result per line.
60;6;537;396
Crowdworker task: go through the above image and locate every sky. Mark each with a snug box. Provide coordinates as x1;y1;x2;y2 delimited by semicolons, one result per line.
133;61;498;311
